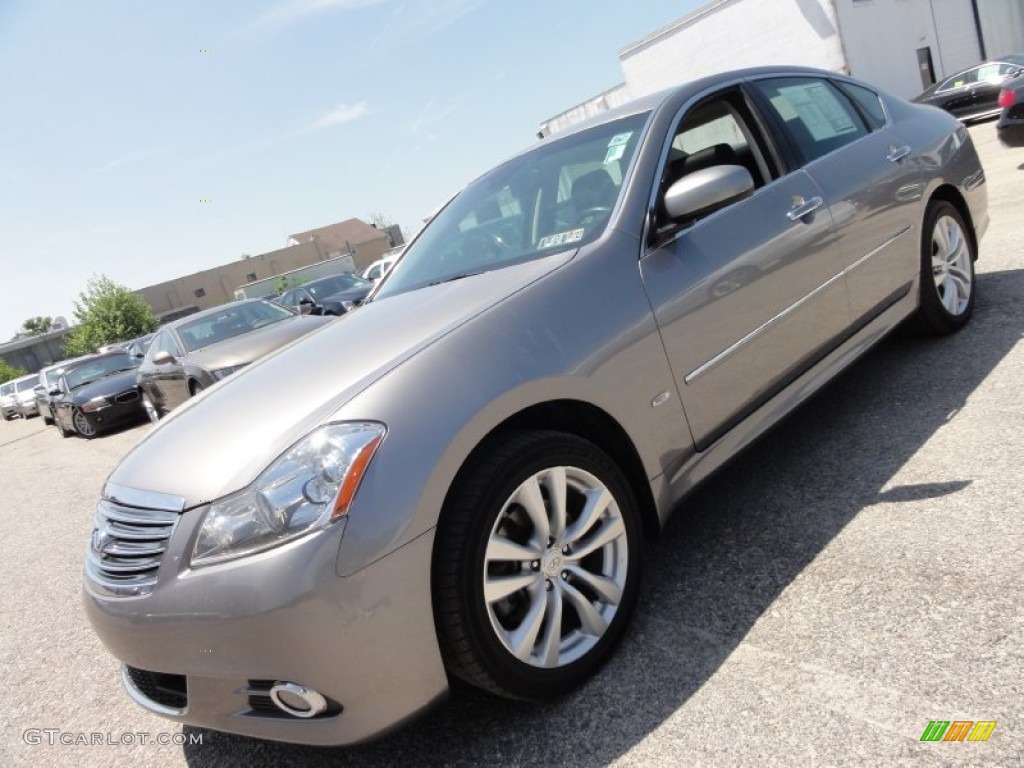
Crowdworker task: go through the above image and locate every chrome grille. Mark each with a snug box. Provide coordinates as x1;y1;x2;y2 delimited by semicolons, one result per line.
86;499;179;597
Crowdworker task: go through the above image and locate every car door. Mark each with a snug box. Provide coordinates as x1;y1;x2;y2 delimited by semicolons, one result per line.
141;330;189;412
749;77;922;324
639;87;849;451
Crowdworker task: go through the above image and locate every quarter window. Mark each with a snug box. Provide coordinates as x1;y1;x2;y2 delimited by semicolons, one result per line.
835;81;886;130
754;77;868;164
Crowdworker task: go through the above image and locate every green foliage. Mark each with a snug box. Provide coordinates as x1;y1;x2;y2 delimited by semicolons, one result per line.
271;275;305;293
21;316;53;336
63;275;160;357
0;359;27;384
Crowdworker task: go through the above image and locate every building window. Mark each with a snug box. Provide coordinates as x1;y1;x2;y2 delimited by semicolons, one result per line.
246;272;257;282
193;288;206;298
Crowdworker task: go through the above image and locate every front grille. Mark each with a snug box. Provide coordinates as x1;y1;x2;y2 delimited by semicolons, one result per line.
115;389;140;403
85;499;179;597
125;665;187;711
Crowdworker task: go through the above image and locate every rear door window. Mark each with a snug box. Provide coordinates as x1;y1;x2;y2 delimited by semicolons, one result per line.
752;77;868;165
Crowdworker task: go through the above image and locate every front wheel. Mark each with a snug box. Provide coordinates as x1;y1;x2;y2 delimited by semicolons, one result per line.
913;201;976;334
72;408;97;439
142;395;161;424
433;431;642;700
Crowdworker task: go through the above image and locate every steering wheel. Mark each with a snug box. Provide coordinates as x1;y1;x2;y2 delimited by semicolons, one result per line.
574;206;612;228
458;228;512;263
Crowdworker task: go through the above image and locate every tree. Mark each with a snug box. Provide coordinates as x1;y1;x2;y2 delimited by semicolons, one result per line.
367;211;394;230
21;316;53;336
0;359;26;384
63;275;160;356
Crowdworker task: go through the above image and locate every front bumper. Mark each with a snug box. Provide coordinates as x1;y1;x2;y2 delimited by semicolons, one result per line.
83;505;448;745
78;399;146;433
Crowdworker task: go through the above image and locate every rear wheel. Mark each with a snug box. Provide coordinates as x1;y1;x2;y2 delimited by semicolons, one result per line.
54;415;71;438
433;431;642;700
1;412;10;422
189;381;204;397
914;201;975;334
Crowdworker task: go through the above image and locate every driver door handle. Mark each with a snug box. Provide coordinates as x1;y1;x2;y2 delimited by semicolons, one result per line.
887;145;911;163
786;196;824;221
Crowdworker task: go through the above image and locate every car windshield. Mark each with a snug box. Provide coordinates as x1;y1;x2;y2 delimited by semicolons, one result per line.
176;301;294;352
376;113;649;298
63;354;140;390
306;274;370;299
14;377;36;392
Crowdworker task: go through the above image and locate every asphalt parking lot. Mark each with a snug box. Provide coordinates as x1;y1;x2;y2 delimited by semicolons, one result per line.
1;125;1022;768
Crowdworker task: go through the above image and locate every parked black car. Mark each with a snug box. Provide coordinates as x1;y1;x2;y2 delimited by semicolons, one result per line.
913;56;1024;121
276;273;373;316
996;74;1024;147
51;351;146;438
34;355;91;425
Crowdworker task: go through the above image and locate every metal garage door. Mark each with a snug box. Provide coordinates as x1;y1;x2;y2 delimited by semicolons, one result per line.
976;0;1024;59
931;0;983;77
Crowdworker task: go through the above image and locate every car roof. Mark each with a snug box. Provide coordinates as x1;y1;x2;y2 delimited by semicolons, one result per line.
58;350;134;375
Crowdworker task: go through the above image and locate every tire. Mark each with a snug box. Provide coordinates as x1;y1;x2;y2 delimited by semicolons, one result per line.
1;412;9;422
913;201;976;335
54;416;71;438
42;413;53;426
189;381;204;397
142;395;161;424
433;430;642;700
72;408;97;439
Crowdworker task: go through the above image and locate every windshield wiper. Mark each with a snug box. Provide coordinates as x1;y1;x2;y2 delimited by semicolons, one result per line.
428;271;484;287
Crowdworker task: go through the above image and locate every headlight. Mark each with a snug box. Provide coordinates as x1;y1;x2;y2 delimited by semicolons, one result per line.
210;364;246;381
340;300;358;312
81;396;112;412
191;422;386;567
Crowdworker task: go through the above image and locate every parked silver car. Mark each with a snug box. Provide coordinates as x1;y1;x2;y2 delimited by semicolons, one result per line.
84;67;987;745
1;374;39;419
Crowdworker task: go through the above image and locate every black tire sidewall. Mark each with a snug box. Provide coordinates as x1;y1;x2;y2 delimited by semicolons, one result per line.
439;431;642;699
918;201;975;333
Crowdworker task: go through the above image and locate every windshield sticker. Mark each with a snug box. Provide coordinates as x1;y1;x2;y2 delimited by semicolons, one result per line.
604;144;626;164
607;132;632;148
538;228;585;249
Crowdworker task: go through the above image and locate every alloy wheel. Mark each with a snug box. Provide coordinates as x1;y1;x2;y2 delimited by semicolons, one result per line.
931;214;972;316
72;409;97;437
482;465;629;669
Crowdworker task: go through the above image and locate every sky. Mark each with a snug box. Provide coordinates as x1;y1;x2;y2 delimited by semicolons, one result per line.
0;0;703;339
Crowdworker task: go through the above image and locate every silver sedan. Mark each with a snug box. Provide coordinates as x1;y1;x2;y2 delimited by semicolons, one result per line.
84;66;986;745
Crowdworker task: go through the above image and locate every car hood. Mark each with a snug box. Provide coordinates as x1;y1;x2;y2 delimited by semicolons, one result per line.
69;370;140;404
183;315;330;369
107;253;573;507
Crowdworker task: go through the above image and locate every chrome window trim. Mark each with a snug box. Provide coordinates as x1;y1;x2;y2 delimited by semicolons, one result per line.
684;224;914;384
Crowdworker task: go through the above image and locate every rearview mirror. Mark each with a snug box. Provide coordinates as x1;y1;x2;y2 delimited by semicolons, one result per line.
48;388;60;397
153;350;175;365
663;165;755;222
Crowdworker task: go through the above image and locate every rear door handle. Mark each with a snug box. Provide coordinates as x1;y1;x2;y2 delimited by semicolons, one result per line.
786;196;824;221
887;145;911;163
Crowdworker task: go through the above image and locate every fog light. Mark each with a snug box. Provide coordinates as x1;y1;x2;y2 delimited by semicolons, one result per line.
268;682;327;718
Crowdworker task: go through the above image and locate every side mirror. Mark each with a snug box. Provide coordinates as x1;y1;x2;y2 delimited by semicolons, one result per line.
48;388;61;397
152;350;175;366
663;165;755;222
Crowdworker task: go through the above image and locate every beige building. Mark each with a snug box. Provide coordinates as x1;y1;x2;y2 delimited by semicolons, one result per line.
134;218;393;321
287;218;392;271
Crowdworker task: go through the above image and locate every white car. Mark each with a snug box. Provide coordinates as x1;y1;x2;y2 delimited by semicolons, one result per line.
360;254;399;282
1;374;38;420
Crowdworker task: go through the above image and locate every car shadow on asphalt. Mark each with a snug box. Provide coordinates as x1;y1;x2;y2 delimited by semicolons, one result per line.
180;266;1024;767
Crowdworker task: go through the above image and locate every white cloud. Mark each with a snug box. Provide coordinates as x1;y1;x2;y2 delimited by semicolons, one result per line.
239;0;385;35
311;102;370;130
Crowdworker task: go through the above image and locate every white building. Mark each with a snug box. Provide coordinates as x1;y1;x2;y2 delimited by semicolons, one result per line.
539;0;1024;136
